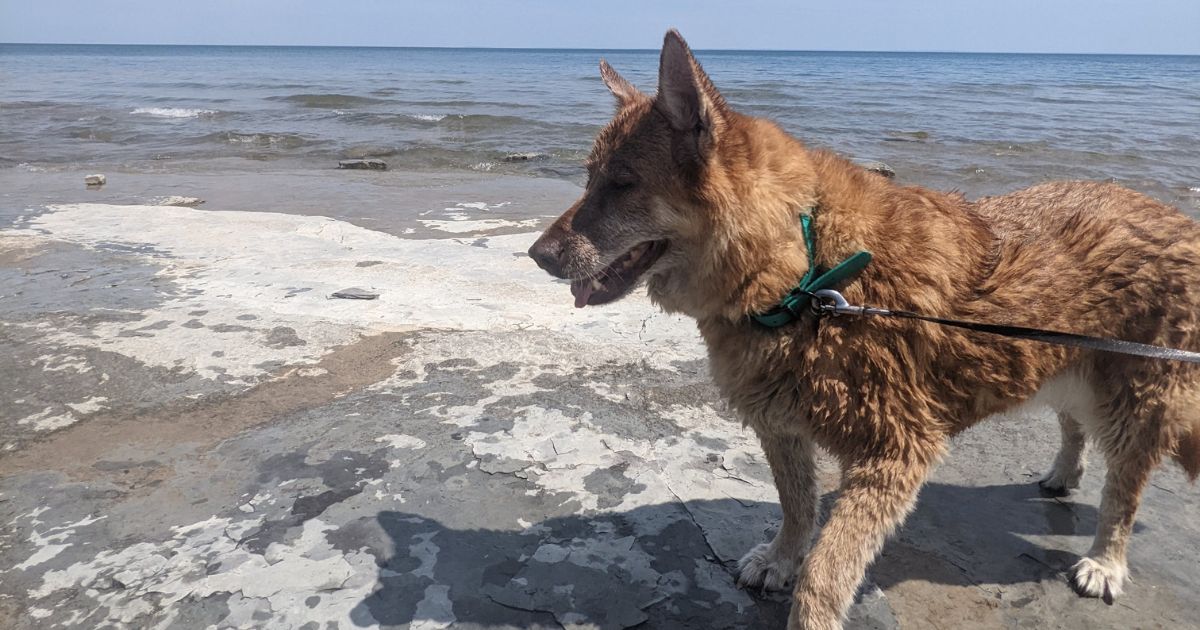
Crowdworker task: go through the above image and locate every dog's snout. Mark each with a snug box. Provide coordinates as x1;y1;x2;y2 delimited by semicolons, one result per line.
528;234;568;278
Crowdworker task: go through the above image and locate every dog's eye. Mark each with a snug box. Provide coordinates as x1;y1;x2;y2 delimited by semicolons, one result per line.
610;176;637;190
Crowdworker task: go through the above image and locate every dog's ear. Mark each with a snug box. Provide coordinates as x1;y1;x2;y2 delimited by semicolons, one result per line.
599;59;641;107
656;29;727;142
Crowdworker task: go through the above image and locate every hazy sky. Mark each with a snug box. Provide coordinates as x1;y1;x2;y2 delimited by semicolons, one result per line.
1;1;1197;54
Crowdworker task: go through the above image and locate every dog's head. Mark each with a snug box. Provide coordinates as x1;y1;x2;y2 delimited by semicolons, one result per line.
528;30;745;316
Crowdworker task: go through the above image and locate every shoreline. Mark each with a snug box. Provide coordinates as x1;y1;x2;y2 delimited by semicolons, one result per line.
0;167;586;240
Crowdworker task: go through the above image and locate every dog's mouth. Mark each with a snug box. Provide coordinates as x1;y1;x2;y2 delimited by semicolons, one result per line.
570;240;668;308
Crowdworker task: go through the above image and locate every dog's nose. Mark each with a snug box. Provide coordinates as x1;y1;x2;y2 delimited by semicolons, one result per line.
528;234;567;278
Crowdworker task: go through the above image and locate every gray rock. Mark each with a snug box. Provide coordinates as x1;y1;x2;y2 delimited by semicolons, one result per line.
85;174;106;187
338;159;388;171
330;287;379;300
853;159;896;179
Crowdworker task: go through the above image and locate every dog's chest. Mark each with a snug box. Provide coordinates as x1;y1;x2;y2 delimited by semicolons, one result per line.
702;326;817;438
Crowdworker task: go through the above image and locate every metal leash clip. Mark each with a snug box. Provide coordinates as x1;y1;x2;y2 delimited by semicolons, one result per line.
810;289;892;318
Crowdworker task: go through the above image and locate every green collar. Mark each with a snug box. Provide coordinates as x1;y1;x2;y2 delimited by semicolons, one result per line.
751;212;873;328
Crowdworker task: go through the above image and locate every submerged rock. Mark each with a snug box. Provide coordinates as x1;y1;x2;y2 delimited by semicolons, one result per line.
85;174;106;187
852;159;896;179
338;159;387;171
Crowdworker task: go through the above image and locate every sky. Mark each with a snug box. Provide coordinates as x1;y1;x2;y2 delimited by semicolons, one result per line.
1;1;1197;55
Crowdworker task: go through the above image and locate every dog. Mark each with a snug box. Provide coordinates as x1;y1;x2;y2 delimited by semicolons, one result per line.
528;30;1200;630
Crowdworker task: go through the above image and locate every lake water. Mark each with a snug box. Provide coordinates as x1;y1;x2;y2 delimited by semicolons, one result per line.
2;44;1198;229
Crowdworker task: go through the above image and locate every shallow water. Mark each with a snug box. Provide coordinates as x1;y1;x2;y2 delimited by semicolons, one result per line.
2;44;1198;221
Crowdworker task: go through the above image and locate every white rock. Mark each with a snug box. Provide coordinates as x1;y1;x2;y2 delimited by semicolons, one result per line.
84;174;106;187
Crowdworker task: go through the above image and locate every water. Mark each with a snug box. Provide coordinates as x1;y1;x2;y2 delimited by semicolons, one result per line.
2;43;1199;225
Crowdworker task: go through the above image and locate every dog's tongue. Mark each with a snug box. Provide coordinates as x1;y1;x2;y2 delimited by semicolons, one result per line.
571;279;594;309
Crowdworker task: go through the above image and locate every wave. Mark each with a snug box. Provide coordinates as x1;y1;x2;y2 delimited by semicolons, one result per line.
341;144;402;159
267;93;387;108
64;125;117;142
0;99;62;110
194;131;311;148
976;139;1052;155
339;112;554;133
883;130;931;143
131;107;219;119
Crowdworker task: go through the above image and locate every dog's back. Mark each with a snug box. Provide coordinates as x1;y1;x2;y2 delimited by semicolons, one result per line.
971;181;1200;480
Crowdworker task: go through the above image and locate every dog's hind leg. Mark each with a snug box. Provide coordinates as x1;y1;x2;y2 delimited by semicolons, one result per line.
1039;411;1088;496
1072;373;1200;602
1070;441;1155;604
738;434;818;591
789;452;935;630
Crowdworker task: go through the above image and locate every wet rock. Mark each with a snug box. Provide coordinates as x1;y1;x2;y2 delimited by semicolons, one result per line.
264;326;306;348
85;174;106;187
501;152;549;163
330;287;379;300
853;159;896;179
153;196;205;207
338;159;387;171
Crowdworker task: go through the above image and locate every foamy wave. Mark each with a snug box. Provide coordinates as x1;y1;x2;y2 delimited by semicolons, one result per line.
132;107;217;119
419;218;540;234
410;114;446;122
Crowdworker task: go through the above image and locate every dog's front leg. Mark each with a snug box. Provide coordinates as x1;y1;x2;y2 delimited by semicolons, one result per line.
737;434;818;590
789;454;933;630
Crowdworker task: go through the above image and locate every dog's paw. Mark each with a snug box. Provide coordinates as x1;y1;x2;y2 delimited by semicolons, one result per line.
736;543;798;591
1069;556;1127;605
1038;466;1084;497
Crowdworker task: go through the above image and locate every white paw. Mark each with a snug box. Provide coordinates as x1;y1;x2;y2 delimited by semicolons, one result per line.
1070;556;1127;605
737;542;798;591
1038;465;1084;496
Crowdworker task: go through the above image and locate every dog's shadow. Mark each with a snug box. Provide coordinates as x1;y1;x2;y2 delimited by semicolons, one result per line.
348;481;1127;628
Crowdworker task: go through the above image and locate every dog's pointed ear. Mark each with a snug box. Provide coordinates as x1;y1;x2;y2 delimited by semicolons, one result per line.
600;59;641;106
656;29;727;136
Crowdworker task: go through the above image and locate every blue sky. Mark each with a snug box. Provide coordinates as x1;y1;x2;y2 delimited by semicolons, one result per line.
1;0;1197;54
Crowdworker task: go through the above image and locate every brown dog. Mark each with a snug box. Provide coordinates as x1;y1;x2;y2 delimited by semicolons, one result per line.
528;30;1200;630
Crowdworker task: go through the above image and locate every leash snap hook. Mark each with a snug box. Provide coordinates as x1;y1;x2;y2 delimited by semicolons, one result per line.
811;289;874;317
810;289;849;317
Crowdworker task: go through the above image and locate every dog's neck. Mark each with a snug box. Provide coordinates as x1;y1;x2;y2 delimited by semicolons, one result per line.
689;118;993;326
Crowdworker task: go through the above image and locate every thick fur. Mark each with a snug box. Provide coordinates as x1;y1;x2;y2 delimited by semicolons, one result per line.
529;30;1200;630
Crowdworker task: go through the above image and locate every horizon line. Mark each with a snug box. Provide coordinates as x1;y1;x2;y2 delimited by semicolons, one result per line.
2;41;1198;57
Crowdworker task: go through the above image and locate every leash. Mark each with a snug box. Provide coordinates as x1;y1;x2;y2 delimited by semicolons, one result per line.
808;289;1200;364
752;207;1200;363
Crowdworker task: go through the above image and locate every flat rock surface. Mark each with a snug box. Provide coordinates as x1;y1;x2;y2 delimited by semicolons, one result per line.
1;203;1197;629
